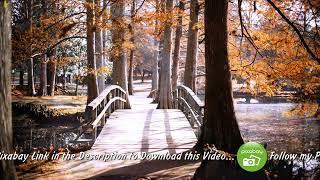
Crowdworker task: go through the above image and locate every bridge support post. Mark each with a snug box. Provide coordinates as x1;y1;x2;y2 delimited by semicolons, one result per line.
76;85;129;143
173;89;177;109
101;98;106;126
245;97;251;103
93;127;97;141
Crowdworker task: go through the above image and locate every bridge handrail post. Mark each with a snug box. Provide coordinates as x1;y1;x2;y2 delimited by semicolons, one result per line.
175;85;204;139
75;85;130;142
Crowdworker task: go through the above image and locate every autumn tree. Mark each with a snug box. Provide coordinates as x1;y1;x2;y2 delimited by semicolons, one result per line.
183;0;199;91
149;0;161;99
172;0;184;91
86;0;99;104
95;0;105;94
47;50;57;96
12;0;41;96
38;57;48;96
128;0;136;95
158;0;174;109
0;0;18;179
229;0;320;116
111;0;126;89
110;0;131;108
26;0;36;96
199;0;244;154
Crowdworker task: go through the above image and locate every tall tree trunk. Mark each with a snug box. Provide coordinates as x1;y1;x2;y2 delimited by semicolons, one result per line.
102;0;108;63
200;0;244;154
27;0;35;96
128;0;136;95
139;66;144;82
154;0;167;102
111;0;130;108
62;67;67;90
47;55;56;96
156;33;164;103
183;0;199;92
149;44;158;99
172;0;184;91
27;58;36;95
75;76;79;96
149;0;162;100
95;0;105;94
19;67;24;86
0;1;18;179
157;0;173;109
128;49;134;95
149;38;159;99
86;0;99;104
38;55;48;96
142;70;145;83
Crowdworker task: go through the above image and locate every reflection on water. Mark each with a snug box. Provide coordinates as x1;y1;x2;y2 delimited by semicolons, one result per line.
13;100;320;154
235;102;320;154
12;111;79;153
197;94;319;154
12;99;320;177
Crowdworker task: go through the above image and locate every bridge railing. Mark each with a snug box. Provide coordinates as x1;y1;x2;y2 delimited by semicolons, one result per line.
75;85;129;142
173;85;204;138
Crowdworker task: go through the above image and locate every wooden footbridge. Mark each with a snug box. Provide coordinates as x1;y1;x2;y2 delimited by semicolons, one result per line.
19;82;204;179
75;82;204;154
42;82;204;179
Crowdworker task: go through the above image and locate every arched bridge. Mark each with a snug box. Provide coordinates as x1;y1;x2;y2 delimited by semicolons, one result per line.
73;82;204;155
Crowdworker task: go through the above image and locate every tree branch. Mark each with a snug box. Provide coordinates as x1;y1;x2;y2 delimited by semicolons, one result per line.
45;11;86;31
31;36;87;58
48;36;86;52
133;0;146;16
266;0;320;64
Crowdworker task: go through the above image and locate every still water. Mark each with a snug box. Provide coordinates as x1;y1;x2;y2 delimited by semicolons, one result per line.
13;101;320;154
12;111;79;153
235;102;320;154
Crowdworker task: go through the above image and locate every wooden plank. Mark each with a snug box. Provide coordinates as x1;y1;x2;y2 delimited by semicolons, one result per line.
92;97;126;127
87;85;126;109
92;109;197;154
18;81;200;179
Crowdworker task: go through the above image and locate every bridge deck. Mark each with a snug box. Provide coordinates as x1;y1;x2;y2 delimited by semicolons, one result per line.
92;109;197;154
21;82;199;179
93;82;197;153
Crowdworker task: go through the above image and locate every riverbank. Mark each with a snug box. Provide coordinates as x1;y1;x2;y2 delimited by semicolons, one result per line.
12;95;86;123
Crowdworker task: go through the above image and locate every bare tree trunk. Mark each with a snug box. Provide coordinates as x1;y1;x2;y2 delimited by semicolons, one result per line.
139;66;144;82
27;0;35;96
128;0;136;95
27;58;36;95
183;0;199;92
172;0;184;91
75;76;79;96
38;55;48;96
47;55;56;96
0;1;18;178
199;0;244;154
102;0;108;63
149;38;159;99
149;0;162;99
157;0;173;109
62;67;67;90
111;0;130;108
142;70;145;83
19;67;24;86
154;0;166;102
95;0;105;94
86;0;99;104
128;49;134;95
